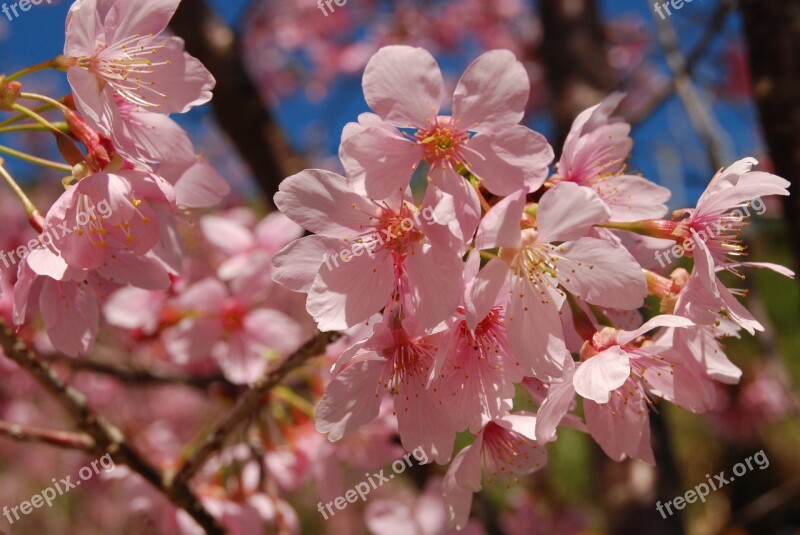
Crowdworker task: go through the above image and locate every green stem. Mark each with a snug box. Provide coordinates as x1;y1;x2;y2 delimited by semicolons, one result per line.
0;122;68;135
0;145;72;172
19;92;71;114
596;221;648;234
0;103;54;128
3;56;69;83
0;160;39;217
272;386;315;418
11;103;63;135
3;60;51;83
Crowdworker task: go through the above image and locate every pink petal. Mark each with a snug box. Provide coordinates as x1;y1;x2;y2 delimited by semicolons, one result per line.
315;360;384;441
39;279;99;357
429;169;482;250
553;237;646;309
536;182;610;243
535;359;577;444
274;169;378;239
307;253;394;331
452;50;529;131
97;252;171;290
597;175;672;222
404;244;464;330
474;190;525;250
466;126;553;195
163;318;222;364
362;46;443;128
104;0;181;42
573;346;631;403
506;277;568;379
616;314;695;345
200;216;256;256
465;257;509;330
340;125;422;199
172;161;230;208
443;442;482;530
271;236;341;293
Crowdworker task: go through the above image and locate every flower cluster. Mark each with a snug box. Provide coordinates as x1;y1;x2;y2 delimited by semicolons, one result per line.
271;46;793;529
4;0;229;356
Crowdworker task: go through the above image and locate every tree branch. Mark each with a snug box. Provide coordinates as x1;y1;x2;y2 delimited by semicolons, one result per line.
0;320;227;535
167;330;339;489
168;0;302;206
0;420;95;451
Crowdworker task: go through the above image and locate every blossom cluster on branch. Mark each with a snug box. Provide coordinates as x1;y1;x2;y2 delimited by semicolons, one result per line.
269;46;792;529
0;1;794;532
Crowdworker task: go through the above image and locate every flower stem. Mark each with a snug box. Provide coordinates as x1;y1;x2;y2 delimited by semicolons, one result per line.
0;103;54;127
0;121;68;134
0;159;41;222
3;56;70;83
11;103;64;136
19;92;71;114
0;144;73;172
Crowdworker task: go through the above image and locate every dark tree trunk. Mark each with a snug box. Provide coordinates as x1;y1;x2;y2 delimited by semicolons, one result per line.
169;0;301;207
739;0;800;274
538;0;617;149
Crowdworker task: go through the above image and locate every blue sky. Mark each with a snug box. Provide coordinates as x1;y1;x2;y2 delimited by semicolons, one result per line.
0;0;765;207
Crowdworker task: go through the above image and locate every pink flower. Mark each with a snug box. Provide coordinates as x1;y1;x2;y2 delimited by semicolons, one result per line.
315;308;456;464
272;169;464;331
64;0;215;147
552;93;671;221
161;277;305;384
340;46;553;239
45;169;175;272
661;158;790;294
201;211;303;284
473;182;647;378
443;413;546;530
13;249;100;356
366;478;487;535
430;252;522;433
536;316;714;464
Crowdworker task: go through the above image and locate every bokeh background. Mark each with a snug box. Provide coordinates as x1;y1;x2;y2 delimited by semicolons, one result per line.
0;0;798;534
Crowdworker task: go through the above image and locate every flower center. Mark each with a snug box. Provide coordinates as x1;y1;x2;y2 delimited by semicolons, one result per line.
82;34;170;109
220;299;247;333
379;338;435;395
414;117;469;168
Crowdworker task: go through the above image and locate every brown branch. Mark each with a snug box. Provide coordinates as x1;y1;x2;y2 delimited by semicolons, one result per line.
167;330;338;489
168;0;302;206
48;353;239;393
0;420;95;451
0;320;227;535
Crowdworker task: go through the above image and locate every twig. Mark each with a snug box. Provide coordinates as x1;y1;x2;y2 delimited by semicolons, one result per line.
0;320;228;535
651;2;730;169
48;354;238;392
0;420;95;451
167;330;338;489
627;0;735;126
